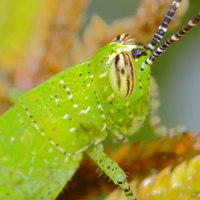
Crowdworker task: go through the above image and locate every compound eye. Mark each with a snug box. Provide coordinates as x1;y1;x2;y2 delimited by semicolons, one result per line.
109;52;136;99
131;48;147;59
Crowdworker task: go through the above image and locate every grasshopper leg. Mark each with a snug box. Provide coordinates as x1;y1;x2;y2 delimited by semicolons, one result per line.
86;144;136;200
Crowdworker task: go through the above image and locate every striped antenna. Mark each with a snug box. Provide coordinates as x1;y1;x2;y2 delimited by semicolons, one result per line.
147;0;182;51
146;11;200;65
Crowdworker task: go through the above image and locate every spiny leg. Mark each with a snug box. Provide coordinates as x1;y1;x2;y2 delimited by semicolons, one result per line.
149;76;189;137
86;145;136;200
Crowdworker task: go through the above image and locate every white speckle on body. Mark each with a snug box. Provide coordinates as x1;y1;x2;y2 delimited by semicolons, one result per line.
101;114;106;119
137;117;143;121
58;146;65;153
73;143;92;154
48;148;53;153
1;157;8;161
26;111;31;117
61;114;69;119
10;137;16;142
69;127;76;132
87;84;90;87
68;94;73;99
64;157;68;163
52;162;58;165
66;87;70;91
20;103;33;124
50;140;56;146
97;104;103;109
50;95;54;99
79;106;90;114
90;75;94;78
31;156;35;163
73;104;78;108
55;99;61;103
85;96;88;100
60;80;64;84
18;117;23;124
106;53;117;63
29;167;33;175
99;71;107;78
103;85;109;92
106;93;114;102
101;124;107;131
113;130;124;140
68;169;75;176
55;157;59;161
41;132;45;137
34;124;39;130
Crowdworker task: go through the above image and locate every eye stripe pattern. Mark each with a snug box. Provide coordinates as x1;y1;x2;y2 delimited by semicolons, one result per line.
115;54;121;90
110;52;136;99
123;52;134;98
112;34;137;45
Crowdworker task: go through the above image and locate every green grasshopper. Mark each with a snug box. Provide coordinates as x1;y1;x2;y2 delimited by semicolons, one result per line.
0;0;199;199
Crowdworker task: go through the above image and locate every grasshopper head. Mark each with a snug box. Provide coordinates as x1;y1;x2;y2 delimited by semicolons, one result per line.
93;3;200;139
109;34;151;99
93;34;151;137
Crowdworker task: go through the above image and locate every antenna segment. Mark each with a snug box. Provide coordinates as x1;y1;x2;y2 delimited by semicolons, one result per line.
146;11;200;65
147;0;182;51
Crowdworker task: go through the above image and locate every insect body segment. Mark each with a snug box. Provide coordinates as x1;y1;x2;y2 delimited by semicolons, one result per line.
93;39;151;138
19;60;108;155
86;145;134;200
0;105;83;200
